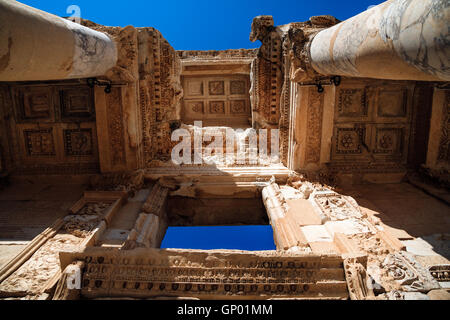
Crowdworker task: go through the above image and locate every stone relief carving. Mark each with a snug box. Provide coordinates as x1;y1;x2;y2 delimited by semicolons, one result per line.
63;202;111;238
310;190;363;222
209;81;225;96
178;49;258;60
106;87;127;166
182;75;251;126
381;252;440;293
250;16;282;128
429;265;450;282
24;129;56;156
374;128;403;155
89;170;145;196
210;101;225;114
338;88;367;117
335;128;364;155
138;28;183;164
344;258;374;300
64;129;94;156
230;81;246;95
285;17;340;83
305;88;324;164
330;82;412;172
7;83;99;174
57;248;348;299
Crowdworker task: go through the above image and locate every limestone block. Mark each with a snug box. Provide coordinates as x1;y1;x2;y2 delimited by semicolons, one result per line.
301;225;333;243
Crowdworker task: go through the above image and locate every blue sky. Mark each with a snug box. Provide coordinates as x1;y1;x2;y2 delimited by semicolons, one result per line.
19;0;384;250
161;226;277;251
20;0;385;50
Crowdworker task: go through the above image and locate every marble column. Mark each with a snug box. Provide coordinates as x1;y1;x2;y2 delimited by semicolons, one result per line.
0;0;117;81
309;0;450;82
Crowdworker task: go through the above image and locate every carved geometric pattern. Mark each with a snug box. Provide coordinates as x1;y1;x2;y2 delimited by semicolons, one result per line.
209;81;225;95
24;129;56;156
64;129;94;156
60;88;94;120
338;89;367;117
209;101;225;114
230;100;246;114
188;101;204;113
374;128;403;155
230;81;246;95
377;89;407;118
336;128;363;155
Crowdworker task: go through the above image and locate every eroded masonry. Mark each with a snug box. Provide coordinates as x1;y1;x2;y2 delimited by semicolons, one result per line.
0;0;449;300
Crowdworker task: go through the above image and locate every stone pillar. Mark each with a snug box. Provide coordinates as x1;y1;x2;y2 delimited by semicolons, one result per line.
0;0;117;81
262;183;308;251
122;184;169;250
426;88;450;171
290;84;334;172
309;0;450;82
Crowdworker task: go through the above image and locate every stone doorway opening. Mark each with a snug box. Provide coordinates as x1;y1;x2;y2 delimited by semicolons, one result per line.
162;195;276;251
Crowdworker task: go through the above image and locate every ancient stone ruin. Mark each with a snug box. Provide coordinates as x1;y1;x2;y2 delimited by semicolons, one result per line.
0;0;449;300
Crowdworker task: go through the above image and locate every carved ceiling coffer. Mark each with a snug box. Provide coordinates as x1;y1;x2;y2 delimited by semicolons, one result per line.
329;82;414;173
182;75;251;127
5;84;100;175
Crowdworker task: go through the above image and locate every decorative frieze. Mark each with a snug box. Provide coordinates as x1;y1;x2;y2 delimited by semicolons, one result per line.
138;27;182;164
57;248;348;300
250;16;282;127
